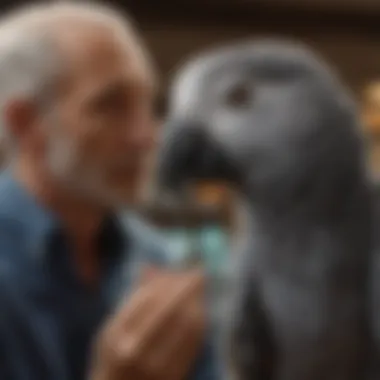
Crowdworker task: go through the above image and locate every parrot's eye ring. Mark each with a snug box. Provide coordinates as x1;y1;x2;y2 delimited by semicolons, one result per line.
224;83;253;109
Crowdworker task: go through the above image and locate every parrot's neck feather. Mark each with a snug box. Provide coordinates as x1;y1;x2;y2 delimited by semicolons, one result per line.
234;177;371;269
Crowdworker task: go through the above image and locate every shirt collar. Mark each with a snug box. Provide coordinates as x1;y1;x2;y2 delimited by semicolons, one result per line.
0;171;128;260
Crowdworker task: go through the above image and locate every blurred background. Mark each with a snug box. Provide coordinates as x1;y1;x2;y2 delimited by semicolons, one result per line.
5;0;380;306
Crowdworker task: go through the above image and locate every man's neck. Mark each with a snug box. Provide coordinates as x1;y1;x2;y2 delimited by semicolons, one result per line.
13;157;110;286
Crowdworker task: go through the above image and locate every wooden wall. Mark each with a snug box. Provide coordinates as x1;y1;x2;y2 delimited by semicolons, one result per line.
119;2;380;96
144;28;380;94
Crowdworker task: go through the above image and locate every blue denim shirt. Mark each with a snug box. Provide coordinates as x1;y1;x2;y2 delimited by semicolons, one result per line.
0;172;218;380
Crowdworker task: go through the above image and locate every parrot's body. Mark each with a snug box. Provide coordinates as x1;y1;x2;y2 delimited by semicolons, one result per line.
157;40;373;380
369;181;380;379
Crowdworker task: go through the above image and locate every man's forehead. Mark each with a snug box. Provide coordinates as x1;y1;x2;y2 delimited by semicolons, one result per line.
55;19;157;97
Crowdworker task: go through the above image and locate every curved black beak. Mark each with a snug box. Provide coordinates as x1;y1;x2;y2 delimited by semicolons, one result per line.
155;119;240;196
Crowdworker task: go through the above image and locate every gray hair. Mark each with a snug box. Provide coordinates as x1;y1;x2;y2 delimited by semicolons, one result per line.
0;1;138;149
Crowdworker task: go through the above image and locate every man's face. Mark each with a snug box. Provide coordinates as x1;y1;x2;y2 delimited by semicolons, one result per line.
43;23;157;207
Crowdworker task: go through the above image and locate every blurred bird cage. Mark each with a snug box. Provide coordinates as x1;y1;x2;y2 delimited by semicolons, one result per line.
362;82;380;180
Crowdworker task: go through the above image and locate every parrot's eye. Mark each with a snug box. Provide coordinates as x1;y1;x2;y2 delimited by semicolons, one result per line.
224;83;253;109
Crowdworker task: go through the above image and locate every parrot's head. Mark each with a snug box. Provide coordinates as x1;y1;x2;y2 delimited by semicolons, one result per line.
157;40;363;204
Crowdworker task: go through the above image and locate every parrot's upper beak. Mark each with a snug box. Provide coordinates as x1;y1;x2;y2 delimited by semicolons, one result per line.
155;119;240;197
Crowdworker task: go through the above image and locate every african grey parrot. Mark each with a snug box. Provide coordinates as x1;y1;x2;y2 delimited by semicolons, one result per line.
156;40;374;380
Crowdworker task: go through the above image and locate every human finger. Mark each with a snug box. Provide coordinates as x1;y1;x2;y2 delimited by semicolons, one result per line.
131;270;204;353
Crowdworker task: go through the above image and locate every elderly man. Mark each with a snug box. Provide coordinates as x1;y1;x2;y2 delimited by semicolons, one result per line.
0;2;218;380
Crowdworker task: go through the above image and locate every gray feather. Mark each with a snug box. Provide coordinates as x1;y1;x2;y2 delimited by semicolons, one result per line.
157;39;374;380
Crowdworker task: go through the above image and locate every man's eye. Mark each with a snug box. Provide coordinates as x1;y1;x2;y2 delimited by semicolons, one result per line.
223;83;254;109
98;95;125;114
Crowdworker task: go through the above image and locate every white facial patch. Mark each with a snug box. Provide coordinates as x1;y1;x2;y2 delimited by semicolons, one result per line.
169;72;201;117
209;108;248;155
45;120;124;208
169;59;213;119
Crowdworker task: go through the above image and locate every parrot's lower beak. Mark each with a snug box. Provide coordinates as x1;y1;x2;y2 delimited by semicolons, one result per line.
155;119;240;197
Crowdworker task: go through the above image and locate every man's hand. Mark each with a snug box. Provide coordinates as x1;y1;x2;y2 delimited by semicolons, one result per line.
89;268;206;380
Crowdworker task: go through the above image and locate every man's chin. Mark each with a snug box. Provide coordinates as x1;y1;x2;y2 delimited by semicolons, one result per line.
56;168;143;209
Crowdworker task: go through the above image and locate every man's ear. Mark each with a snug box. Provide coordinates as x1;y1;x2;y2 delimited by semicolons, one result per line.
3;99;38;142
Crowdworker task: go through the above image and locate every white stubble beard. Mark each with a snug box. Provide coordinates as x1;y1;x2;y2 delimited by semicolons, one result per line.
44;125;127;210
